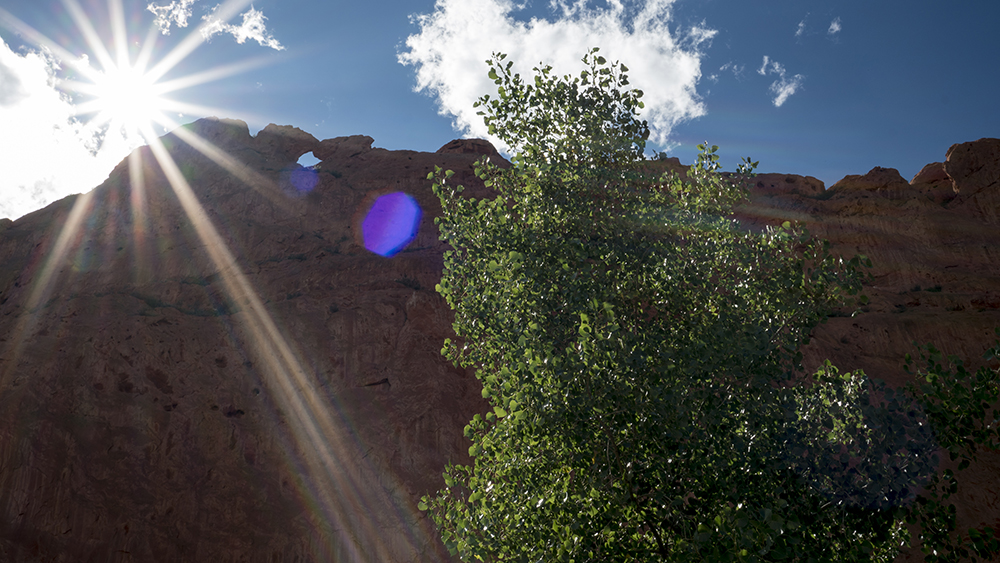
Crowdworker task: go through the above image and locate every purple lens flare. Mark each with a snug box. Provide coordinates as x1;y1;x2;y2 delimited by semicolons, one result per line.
362;192;422;257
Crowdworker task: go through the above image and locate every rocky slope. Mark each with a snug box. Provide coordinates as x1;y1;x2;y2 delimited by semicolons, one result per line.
0;119;997;561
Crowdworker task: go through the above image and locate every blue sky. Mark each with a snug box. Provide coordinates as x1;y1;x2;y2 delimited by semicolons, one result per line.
1;0;998;221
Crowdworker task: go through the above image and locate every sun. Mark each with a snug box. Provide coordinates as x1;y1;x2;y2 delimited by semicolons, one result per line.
0;0;269;148
74;59;171;137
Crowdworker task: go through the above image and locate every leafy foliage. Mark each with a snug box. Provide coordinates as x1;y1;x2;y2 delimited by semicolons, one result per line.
421;49;999;562
902;338;1000;562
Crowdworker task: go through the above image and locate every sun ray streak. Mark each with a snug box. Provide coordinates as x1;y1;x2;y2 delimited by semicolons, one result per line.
144;0;253;83
0;191;95;387
0;2;428;555
0;8;102;84
134;20;161;71
154;56;272;93
164;124;301;212
107;0;129;69
60;0;116;72
126;149;151;285
140;125;422;559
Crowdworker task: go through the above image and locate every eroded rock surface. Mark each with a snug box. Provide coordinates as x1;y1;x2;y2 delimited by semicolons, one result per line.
736;137;1000;562
0;118;489;562
0;123;998;562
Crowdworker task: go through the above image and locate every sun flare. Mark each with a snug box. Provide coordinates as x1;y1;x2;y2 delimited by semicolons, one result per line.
77;60;169;135
0;0;274;149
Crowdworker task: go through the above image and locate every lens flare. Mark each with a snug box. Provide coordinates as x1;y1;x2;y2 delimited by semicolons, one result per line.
0;1;431;559
287;167;319;195
362;192;422;257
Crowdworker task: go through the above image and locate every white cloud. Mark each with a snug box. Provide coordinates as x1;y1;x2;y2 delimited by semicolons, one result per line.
147;0;284;50
718;61;744;81
795;19;806;38
0;38;138;221
828;17;842;35
147;0;196;34
769;73;804;107
398;0;714;149
758;55;803;107
757;55;771;75
201;5;284;51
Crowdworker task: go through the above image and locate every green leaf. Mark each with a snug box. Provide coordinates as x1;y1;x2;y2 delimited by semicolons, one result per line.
422;47;964;563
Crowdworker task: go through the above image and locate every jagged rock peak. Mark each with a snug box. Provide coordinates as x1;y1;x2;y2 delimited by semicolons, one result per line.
827;166;910;195
910;162;950;185
176;116;253;149
945;137;1000;195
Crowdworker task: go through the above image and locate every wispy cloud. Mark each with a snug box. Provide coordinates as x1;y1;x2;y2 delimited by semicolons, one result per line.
147;0;284;50
147;0;196;34
0;38;136;221
758;55;804;107
398;0;714;149
719;61;744;80
795;19;806;38
201;5;284;50
828;17;842;35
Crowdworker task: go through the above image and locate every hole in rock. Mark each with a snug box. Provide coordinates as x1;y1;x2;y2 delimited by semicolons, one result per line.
297;152;321;168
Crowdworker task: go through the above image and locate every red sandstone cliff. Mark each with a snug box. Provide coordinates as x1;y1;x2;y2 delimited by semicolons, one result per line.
0;119;997;561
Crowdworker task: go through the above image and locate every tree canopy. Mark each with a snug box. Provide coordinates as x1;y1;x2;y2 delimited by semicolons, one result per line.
421;49;1000;563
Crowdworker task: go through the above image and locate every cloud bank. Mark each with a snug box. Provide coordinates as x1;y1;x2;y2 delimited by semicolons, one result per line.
398;0;714;150
147;0;284;50
0;38;136;221
758;55;804;107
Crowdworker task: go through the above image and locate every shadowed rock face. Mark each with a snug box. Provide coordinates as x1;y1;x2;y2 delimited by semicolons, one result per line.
0;118;490;562
0;122;998;562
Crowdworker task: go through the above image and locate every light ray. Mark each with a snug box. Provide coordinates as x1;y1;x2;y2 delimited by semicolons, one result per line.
0;8;103;85
107;0;129;70
60;0;116;72
153;56;272;94
165;123;302;212
126;149;152;286
3;1;431;556
0;191;96;387
140;123;423;559
144;0;253;83
134;15;162;72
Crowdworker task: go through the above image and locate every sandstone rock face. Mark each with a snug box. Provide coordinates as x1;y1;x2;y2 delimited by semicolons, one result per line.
435;138;497;156
0;118;489;562
752;173;825;197
736;137;1000;562
946;138;1000;225
0;123;998;562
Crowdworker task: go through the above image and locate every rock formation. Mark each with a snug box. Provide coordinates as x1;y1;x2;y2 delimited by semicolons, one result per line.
0;120;997;562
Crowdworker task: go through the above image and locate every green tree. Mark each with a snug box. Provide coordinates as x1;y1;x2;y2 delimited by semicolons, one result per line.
422;49;997;562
